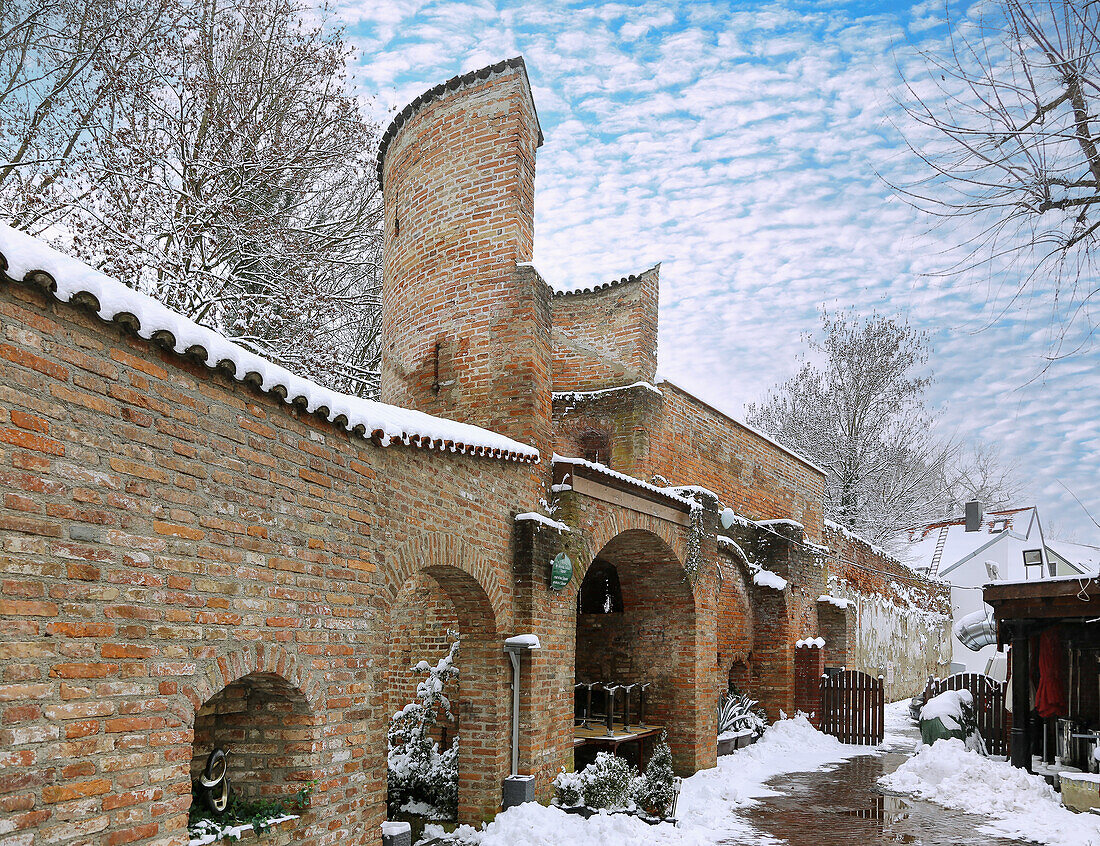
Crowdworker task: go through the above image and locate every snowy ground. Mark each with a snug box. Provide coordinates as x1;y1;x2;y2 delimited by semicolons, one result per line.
421;708;902;846
882;736;1100;846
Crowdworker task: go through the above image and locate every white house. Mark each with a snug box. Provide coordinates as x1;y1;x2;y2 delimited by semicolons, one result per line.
903;506;1090;677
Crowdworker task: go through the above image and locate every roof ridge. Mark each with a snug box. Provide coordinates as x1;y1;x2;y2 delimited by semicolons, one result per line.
553;264;660;298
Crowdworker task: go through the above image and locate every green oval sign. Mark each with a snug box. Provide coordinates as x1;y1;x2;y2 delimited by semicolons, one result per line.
550;552;573;591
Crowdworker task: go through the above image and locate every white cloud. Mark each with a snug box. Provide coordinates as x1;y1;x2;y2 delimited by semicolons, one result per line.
341;0;1100;542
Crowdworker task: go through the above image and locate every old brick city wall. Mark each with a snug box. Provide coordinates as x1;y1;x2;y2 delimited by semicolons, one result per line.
0;54;949;846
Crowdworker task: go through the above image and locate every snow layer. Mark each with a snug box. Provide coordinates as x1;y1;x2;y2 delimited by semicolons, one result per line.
424;714;874;846
504;635;542;649
882;739;1100;845
0;224;538;463
752;569;788;591
514;512;570;532
551;455;696;508
817;594;853;609
552;381;663;401
795;637;825;648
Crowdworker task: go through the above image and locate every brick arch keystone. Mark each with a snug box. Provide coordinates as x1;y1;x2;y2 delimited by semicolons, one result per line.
183;643;322;717
383;532;510;633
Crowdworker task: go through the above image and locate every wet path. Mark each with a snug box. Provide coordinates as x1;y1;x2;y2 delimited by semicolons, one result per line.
736;750;1029;845
732;725;1035;846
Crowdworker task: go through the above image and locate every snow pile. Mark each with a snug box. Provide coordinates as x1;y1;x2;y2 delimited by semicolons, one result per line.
430;715;869;846
0;224;537;462
188;815;297;846
882;739;1100;845
752;568;788;591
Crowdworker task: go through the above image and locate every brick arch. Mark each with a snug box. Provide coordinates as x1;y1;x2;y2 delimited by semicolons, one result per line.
383;532;510;634
183;642;321;716
716;552;754;680
567;507;688;601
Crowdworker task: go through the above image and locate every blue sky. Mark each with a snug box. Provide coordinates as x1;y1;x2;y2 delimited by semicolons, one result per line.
336;0;1100;542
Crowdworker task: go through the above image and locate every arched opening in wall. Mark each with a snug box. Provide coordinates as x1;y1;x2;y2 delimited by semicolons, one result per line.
716;557;753;700
574;529;696;772
386;565;504;827
190;672;318;834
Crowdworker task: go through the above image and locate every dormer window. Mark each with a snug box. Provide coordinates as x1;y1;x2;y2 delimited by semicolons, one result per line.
990;519;1008;533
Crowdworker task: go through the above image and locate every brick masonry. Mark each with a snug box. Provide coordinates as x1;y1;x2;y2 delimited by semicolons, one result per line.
0;55;948;846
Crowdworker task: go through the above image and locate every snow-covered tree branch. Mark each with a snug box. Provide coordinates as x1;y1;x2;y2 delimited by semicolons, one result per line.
1;0;383;395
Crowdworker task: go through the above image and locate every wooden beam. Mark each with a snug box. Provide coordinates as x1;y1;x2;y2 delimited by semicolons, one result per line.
569;474;692;527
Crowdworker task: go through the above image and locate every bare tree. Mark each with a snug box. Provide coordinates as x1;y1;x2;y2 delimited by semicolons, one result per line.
1;0;383;395
895;0;1100;360
0;0;178;231
746;310;960;548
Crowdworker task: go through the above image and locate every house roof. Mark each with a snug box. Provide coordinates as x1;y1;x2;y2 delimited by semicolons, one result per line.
0;224;540;463
903;507;1040;578
1047;538;1100;575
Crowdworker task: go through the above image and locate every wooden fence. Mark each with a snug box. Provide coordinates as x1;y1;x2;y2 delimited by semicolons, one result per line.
923;672;1008;755
820;669;884;745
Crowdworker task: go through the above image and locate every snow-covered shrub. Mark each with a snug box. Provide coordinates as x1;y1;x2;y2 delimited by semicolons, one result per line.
632;733;677;819
553;752;637;811
581;752;637;810
718;689;768;739
387;641;460;818
552;769;585;808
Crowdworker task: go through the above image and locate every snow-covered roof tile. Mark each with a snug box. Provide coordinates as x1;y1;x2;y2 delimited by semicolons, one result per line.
0;224;539;464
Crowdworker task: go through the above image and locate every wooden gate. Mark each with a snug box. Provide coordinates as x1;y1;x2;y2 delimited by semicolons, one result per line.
923;673;1008;755
820;670;884;744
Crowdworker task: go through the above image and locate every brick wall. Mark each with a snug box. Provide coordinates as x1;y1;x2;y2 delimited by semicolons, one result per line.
0;280;536;844
552;382;825;542
379;60;552;463
549;269;659;392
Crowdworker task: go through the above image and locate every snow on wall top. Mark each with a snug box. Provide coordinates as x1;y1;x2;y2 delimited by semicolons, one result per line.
552;381;663;402
551;454;696;508
0;224;539;463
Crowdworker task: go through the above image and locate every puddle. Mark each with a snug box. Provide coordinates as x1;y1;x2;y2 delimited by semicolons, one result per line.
733;743;1036;846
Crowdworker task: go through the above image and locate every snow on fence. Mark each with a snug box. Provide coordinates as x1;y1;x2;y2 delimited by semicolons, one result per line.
819;669;884;745
922;673;1008;756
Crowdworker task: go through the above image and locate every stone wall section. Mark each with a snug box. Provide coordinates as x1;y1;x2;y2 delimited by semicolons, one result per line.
822;523;952;698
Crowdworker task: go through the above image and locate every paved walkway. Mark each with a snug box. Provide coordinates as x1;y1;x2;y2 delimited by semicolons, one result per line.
731;722;1036;846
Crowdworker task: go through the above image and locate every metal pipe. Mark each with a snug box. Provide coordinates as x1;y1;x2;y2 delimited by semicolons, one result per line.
508;650;521;776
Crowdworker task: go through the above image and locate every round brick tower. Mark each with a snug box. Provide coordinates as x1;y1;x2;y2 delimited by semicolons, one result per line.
377;57;551;458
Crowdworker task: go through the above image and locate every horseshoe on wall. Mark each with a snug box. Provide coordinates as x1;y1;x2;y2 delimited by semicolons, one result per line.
199;747;231;815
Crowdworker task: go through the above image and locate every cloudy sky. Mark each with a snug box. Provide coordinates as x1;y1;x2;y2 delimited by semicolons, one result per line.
337;0;1099;542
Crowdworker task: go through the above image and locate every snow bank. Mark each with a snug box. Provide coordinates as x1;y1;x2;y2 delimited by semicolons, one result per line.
0;224;538;463
882;740;1100;846
430;715;871;846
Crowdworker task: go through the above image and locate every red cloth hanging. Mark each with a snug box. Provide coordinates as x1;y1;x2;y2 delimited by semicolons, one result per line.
1035;626;1066;719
